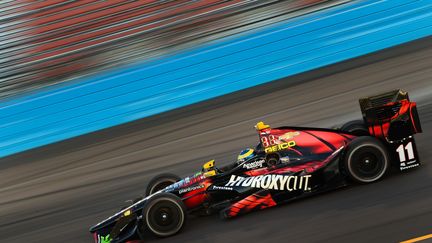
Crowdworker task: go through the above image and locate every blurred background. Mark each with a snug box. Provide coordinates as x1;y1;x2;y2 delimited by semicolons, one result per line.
1;0;339;99
0;0;431;243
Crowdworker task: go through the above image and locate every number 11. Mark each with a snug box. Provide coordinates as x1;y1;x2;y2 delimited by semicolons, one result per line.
396;142;414;162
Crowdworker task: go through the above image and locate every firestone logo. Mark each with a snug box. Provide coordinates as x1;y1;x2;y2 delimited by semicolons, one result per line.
225;174;311;191
212;185;233;191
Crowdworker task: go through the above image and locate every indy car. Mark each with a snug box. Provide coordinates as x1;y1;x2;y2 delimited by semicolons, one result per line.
90;89;422;243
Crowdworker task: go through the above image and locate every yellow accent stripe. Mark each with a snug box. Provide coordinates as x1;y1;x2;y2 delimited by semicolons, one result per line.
238;149;253;160
401;234;432;243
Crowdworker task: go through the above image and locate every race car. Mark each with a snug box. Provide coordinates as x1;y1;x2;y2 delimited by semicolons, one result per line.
90;89;422;243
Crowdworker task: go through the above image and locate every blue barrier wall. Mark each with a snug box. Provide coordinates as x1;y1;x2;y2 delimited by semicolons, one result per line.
0;0;431;158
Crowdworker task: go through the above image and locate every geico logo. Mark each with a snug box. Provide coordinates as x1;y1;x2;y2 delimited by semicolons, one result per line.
225;174;311;191
265;141;296;153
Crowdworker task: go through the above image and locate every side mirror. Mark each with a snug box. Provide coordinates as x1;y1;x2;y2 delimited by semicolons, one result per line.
202;160;217;177
202;160;215;172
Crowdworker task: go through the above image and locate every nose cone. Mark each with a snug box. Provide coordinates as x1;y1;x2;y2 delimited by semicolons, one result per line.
89;214;118;233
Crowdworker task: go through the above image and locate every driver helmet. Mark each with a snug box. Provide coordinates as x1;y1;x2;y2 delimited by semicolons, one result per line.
237;148;255;163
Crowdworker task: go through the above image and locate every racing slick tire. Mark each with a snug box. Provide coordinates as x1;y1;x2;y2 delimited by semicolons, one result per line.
340;120;369;136
140;193;187;238
343;136;389;183
145;173;180;196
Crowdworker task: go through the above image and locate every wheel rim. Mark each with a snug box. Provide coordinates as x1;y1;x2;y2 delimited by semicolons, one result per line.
153;206;174;226
348;144;387;182
146;198;184;236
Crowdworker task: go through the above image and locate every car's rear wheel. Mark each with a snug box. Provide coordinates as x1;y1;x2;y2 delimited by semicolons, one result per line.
141;193;187;237
145;173;180;196
343;136;389;183
340;120;369;136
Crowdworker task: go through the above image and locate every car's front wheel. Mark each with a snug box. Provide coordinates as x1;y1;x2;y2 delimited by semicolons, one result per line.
343;136;389;183
140;193;187;237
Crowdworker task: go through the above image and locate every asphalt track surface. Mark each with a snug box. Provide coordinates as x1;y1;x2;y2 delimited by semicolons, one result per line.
0;37;431;243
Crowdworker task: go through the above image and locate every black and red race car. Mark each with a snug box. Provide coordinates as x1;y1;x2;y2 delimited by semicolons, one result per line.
90;89;422;243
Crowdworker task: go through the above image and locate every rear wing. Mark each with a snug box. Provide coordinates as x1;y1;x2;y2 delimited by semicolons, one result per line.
359;89;422;171
359;89;422;142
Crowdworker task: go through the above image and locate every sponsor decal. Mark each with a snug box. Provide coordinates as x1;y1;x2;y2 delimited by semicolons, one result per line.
243;159;265;169
179;184;204;194
280;156;290;163
396;141;420;171
264;141;296;153
279;131;300;141
400;159;420;170
225;174;311;191
123;210;132;217
167;174;206;190
97;234;111;243
400;163;419;170
212;185;233;191
184;174;205;184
